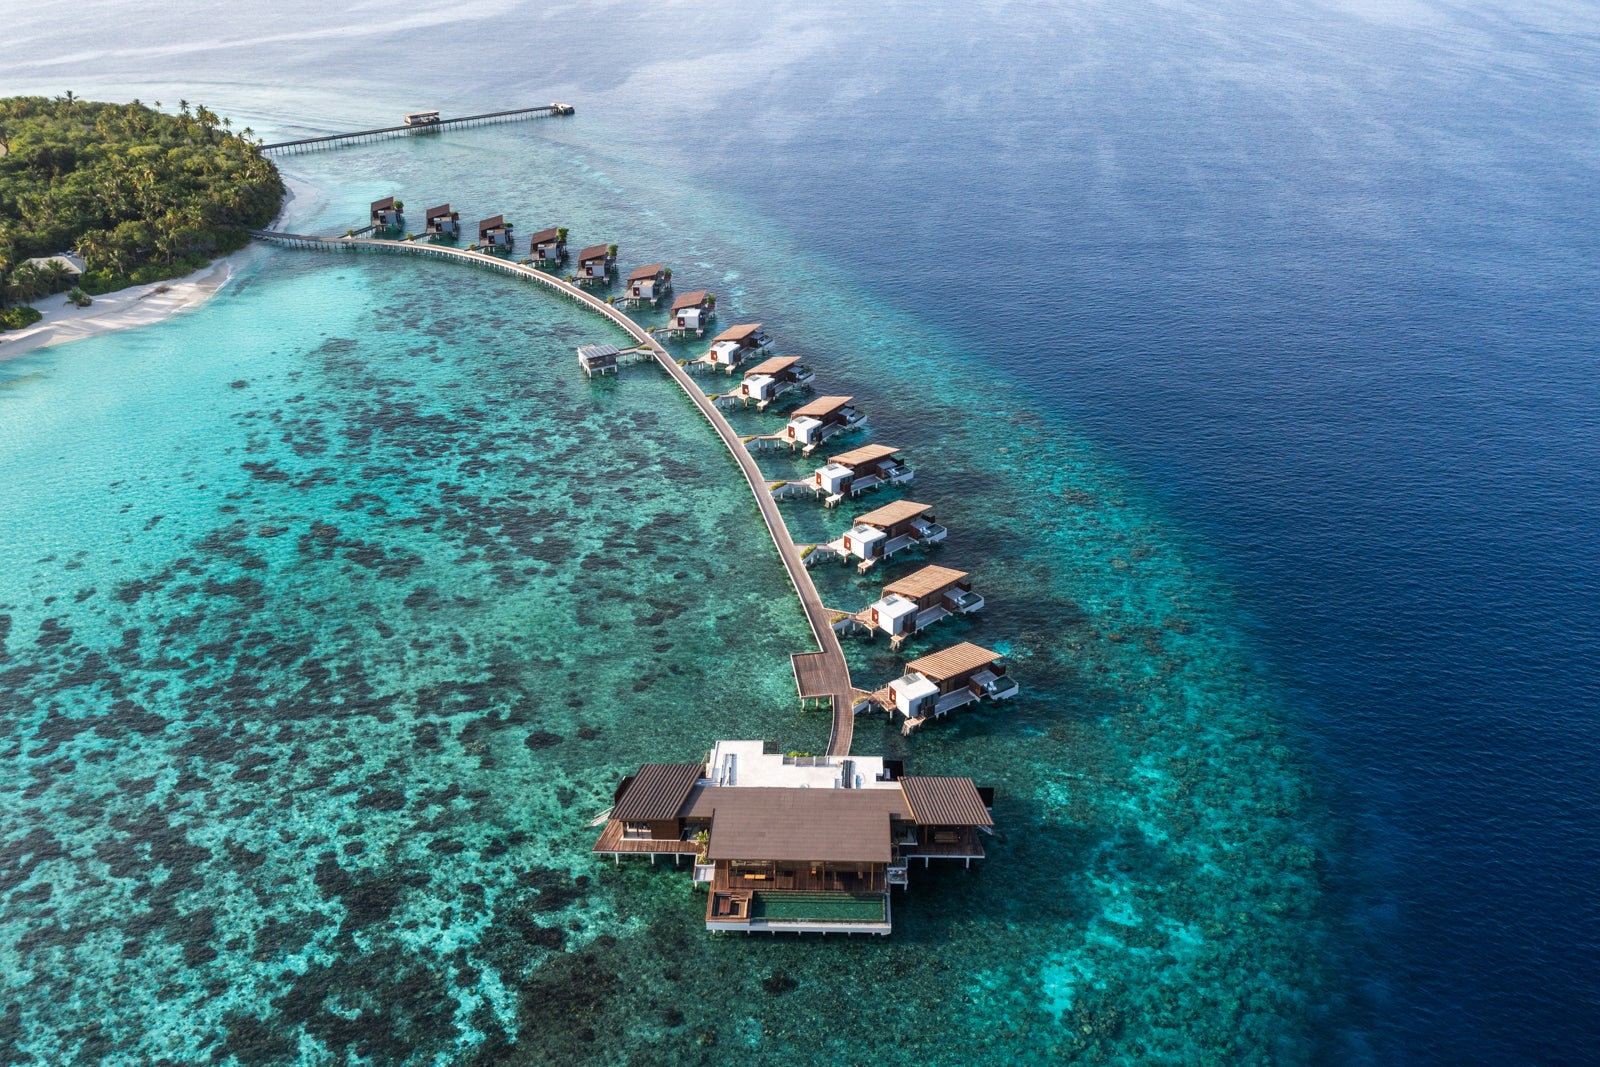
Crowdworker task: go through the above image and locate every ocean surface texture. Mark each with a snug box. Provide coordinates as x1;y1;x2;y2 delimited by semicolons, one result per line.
3;2;1597;1065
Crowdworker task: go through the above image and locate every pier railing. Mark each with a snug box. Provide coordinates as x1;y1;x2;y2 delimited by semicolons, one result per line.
250;229;857;756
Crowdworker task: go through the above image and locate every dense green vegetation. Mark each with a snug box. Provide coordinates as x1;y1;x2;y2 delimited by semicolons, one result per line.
0;94;284;315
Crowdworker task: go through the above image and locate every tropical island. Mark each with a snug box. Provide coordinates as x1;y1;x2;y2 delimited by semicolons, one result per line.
0;95;284;330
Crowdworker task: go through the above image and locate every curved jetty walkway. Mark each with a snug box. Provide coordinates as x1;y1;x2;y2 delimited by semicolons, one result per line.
251;231;858;756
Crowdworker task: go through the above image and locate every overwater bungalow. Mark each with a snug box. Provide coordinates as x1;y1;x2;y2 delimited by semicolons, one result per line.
424;203;459;236
668;290;715;337
854;565;983;648
784;395;866;454
831;499;945;570
696;323;772;374
874;643;1018;733
528;227;568;263
623;262;671;306
371;196;403;229
478;215;513;250
740;355;814;410
577;343;621;378
576;244;616;284
591;740;994;936
811;444;913;504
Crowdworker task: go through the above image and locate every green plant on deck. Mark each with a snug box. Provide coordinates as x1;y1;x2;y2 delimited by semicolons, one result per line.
393;199;403;212
693;830;709;862
556;227;568;242
607;243;618;258
705;293;716;308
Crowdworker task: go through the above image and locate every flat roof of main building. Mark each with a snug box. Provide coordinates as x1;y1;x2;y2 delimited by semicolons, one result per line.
829;443;901;467
686;787;908;863
883;565;969;601
904;641;1001;681
854;499;932;528
791;395;854;419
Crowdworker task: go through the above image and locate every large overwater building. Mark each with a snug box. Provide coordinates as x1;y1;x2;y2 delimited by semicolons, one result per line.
592;740;993;935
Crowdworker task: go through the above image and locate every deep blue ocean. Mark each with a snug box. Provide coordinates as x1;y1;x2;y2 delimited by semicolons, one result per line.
5;1;1599;1064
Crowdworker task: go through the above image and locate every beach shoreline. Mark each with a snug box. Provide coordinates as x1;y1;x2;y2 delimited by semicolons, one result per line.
0;172;318;363
0;260;236;360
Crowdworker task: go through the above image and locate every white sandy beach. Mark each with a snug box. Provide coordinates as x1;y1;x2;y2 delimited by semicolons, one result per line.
0;260;234;361
0;172;321;362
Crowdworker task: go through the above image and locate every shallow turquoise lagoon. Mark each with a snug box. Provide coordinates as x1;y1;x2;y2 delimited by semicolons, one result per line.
0;131;1331;1065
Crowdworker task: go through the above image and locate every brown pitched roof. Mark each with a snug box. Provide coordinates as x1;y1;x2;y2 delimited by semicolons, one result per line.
883;565;969;601
627;262;665;282
425;203;451;219
744;355;800;377
854;499;932;529
712;323;765;343
527;227;562;244
578;244;613;262
900;777;993;827
828;444;901;468
672;289;710;310
790;395;854;419
904;641;1001;681
371;196;395;211
612;763;704;822
684;787;907;863
478;215;506;231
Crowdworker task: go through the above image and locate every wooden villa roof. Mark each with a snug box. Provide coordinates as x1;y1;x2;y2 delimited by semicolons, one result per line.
478;215;506;231
527;226;562;244
612;763;705;822
371;196;395;211
900;777;993;827
672;289;710;310
883;565;969;601
854;499;932;529
744;355;800;377
829;443;901;468
904;641;1001;682
790;395;854;419
628;262;666;282
578;244;613;262
685;787;908;863
425;203;451;219
712;323;765;343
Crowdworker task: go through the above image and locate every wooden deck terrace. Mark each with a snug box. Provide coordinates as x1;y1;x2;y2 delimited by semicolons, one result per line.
711;865;886;894
902;828;986;861
592;820;701;857
251;229;860;757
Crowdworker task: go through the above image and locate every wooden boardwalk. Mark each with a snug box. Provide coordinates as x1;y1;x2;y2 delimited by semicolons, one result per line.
251;230;858;756
258;105;573;154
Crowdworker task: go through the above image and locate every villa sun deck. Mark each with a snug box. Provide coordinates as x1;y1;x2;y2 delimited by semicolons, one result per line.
709;864;887;894
706;889;891;934
591;819;702;858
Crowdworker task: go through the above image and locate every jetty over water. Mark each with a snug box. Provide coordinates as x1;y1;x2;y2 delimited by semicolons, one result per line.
251;228;860;757
257;104;574;154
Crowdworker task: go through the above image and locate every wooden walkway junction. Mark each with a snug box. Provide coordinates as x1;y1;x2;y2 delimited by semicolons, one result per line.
250;229;859;757
257;105;574;154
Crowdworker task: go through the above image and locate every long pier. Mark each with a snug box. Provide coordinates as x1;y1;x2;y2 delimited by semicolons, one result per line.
258;105;573;154
250;230;858;757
